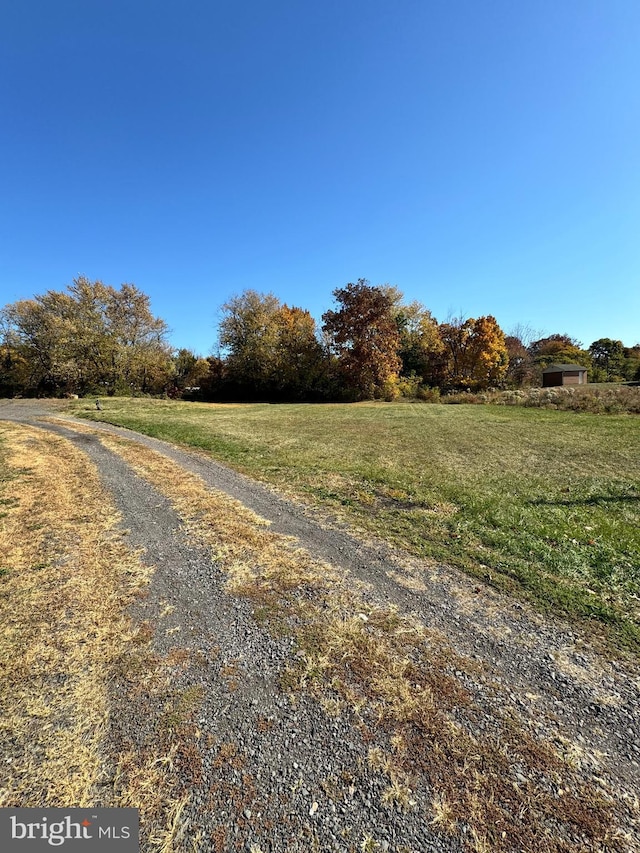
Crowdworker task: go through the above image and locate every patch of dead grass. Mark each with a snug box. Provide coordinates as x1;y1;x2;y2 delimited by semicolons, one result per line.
551;648;623;707
0;423;201;851
0;423;150;807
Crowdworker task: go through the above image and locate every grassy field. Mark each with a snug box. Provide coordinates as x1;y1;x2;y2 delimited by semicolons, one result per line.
80;426;627;852
71;398;640;651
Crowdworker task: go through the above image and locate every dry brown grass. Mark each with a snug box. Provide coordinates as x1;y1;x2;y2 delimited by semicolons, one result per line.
61;423;637;853
0;422;149;807
0;423;199;851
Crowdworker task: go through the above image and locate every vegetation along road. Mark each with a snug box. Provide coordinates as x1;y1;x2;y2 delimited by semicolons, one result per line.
1;397;638;852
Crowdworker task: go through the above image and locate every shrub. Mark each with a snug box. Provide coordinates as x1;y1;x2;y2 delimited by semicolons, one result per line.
417;385;440;403
491;385;640;414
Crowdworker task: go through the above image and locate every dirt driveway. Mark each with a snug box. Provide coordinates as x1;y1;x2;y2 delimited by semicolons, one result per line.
1;400;638;853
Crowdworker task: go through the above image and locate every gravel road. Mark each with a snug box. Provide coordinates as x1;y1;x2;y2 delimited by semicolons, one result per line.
2;399;638;852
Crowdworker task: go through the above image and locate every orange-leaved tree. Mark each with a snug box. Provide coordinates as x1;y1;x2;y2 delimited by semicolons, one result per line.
271;305;325;398
394;299;446;388
439;315;508;390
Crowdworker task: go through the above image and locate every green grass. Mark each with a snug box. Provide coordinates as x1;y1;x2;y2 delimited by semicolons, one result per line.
70;398;640;652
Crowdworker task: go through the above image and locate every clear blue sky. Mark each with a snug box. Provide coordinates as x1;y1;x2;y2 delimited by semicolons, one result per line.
1;0;639;355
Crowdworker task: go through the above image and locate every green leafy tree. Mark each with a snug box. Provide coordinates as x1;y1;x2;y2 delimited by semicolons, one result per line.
589;338;625;382
271;305;325;399
1;277;171;396
622;345;640;382
0;314;32;396
218;290;281;394
218;291;325;399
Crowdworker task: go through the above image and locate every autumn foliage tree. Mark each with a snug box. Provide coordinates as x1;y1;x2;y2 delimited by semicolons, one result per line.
271;305;326;399
218;290;282;393
438;315;509;390
218;290;325;399
528;334;590;367
0;277;172;396
9;274;634;401
322;280;401;400
394;300;446;388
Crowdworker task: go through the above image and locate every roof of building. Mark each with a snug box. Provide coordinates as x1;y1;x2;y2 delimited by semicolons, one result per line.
542;364;588;373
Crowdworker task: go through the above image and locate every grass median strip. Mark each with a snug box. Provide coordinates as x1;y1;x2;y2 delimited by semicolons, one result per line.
78;425;635;853
0;423;198;851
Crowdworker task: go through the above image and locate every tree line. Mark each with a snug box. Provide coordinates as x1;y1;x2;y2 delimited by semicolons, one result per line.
1;277;638;401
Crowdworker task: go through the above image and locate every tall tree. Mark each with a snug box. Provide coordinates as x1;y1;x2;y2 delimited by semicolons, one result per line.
504;334;531;386
102;281;172;393
2;295;74;394
217;291;325;399
438;315;509;389
271;305;325;399
322;280;401;399
589;338;625;382
394;300;445;386
1;277;171;396
218;290;281;393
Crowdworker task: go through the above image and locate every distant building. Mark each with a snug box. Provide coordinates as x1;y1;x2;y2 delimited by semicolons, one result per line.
542;364;588;387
